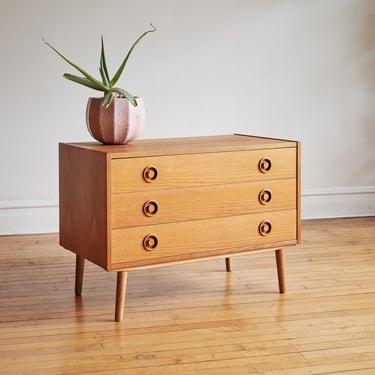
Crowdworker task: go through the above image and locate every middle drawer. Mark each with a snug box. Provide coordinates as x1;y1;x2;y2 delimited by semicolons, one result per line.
111;179;296;228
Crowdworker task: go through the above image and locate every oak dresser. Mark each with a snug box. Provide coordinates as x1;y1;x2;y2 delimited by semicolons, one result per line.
59;134;301;321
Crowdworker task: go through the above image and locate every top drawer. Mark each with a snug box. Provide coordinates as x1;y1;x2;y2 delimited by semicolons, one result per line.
111;147;296;193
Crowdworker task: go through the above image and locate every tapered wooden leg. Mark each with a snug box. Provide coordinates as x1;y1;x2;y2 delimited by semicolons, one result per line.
225;257;232;272
115;271;128;322
275;249;286;293
75;255;85;296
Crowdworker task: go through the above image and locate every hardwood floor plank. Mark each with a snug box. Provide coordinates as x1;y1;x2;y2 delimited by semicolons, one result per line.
1;217;375;374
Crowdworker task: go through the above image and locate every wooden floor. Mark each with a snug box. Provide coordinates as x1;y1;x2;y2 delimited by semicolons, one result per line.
0;217;375;375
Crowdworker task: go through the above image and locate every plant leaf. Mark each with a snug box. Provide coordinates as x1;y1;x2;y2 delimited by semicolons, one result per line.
103;92;114;108
110;87;137;106
43;38;107;90
110;23;156;87
100;35;110;86
63;73;107;92
99;66;109;87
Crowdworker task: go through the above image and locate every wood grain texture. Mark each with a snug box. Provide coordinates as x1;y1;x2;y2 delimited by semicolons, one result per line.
110;148;297;193
115;271;127;322
111;179;296;228
296;141;302;243
1;217;374;374
74;255;84;296
275;249;286;293
59;135;300;320
111;210;297;268
60;135;299;274
68;134;297;158
59;143;109;270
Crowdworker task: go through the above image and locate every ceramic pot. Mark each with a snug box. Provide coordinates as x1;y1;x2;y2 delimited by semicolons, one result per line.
86;97;145;144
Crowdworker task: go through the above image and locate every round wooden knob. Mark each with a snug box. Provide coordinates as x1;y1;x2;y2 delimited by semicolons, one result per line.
258;158;272;173
258;220;272;236
143;200;159;217
259;189;272;205
143;166;158;183
143;234;159;251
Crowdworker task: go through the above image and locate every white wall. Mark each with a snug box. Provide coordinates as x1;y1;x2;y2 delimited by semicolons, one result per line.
0;0;374;234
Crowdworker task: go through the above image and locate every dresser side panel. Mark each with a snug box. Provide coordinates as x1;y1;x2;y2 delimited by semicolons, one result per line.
296;141;302;243
59;143;109;269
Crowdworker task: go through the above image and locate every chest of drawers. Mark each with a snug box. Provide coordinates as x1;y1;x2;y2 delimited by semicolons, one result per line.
59;134;301;321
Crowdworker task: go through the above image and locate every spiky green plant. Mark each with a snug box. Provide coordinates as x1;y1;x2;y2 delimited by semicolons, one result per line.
44;24;156;108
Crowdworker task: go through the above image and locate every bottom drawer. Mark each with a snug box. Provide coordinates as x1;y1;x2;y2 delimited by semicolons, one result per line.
111;210;297;268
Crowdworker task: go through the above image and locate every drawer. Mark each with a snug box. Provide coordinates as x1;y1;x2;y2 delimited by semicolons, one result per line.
111;147;296;193
111;210;297;267
111;179;296;228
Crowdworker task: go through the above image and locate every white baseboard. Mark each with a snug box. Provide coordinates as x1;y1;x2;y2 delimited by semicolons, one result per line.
0;200;59;235
0;187;374;235
302;186;375;219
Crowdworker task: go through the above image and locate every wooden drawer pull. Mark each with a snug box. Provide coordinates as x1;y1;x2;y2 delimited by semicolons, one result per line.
143;234;159;251
259;188;272;205
258;158;272;173
143;166;158;183
258;220;272;236
143;200;159;217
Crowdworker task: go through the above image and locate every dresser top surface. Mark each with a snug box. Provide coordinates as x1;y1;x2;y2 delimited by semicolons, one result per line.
61;134;297;158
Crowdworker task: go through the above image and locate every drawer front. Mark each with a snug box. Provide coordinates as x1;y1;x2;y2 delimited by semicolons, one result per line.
111;210;297;266
111;148;296;193
111;179;296;228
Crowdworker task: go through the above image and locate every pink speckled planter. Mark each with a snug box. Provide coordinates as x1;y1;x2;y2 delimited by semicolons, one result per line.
86;97;145;145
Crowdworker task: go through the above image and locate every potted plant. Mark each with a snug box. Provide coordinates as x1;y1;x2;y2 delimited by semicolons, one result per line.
44;24;156;144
